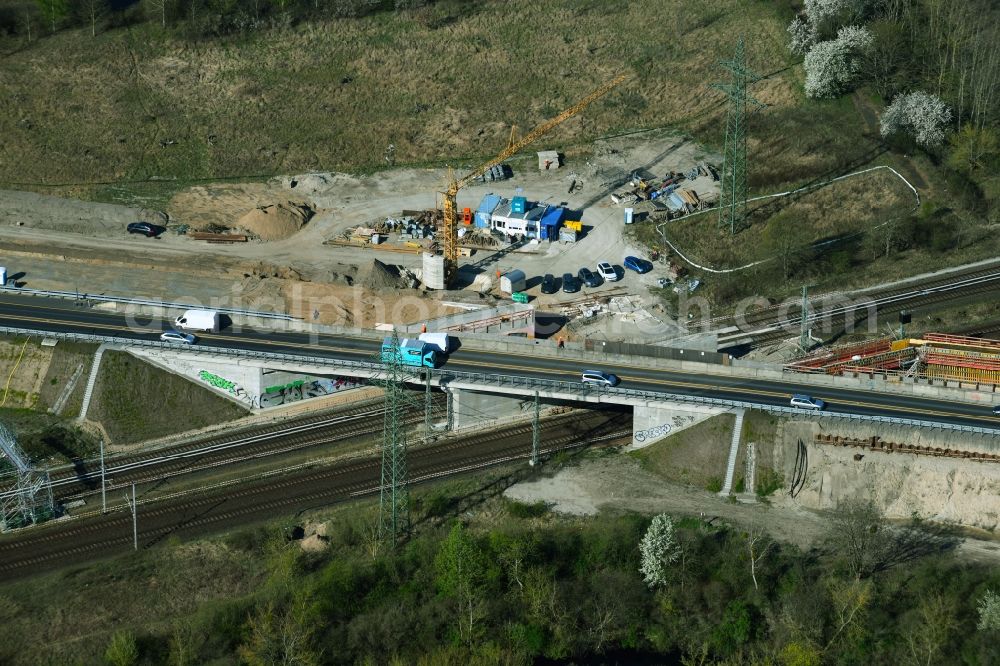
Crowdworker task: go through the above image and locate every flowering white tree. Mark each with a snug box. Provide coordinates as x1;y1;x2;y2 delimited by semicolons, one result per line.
639;513;680;588
978;589;1000;631
804;25;873;98
787;17;817;56
880;91;952;147
804;0;851;29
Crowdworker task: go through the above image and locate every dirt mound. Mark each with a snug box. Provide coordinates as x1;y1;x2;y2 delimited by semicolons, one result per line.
357;259;408;290
235;202;313;241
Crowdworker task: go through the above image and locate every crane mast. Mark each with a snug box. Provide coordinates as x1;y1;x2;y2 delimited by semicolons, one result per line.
441;73;627;285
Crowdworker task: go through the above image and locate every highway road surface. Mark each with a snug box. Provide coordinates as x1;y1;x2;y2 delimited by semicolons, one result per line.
1;292;998;430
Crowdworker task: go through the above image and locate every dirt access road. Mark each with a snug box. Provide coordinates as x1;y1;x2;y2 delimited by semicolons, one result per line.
506;454;1000;565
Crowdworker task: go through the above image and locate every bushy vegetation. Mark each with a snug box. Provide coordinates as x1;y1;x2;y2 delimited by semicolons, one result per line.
3;496;999;664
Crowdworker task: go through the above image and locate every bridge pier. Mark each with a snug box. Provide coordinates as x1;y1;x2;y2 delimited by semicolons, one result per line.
451;388;532;430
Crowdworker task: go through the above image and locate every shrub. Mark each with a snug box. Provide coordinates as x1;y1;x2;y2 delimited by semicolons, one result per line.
756;468;783;497
506;499;549;519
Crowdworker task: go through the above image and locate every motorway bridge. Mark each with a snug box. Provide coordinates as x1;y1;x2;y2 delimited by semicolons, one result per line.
1;292;998;433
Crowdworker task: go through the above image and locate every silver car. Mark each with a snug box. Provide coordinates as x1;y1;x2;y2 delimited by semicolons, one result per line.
160;330;197;345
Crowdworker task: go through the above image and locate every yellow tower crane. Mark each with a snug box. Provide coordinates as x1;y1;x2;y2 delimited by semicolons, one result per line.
441;73;627;285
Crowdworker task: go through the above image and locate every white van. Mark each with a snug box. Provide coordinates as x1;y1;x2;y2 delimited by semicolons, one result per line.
790;394;826;410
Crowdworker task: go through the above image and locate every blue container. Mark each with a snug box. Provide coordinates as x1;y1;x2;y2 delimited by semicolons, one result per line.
511;196;527;214
477;193;502;214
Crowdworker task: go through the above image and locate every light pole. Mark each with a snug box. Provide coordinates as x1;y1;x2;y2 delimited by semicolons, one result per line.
123;483;137;551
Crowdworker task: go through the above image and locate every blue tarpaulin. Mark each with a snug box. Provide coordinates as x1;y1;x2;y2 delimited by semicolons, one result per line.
539;206;564;240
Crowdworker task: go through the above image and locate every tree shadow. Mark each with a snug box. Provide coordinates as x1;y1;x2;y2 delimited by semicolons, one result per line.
872;519;962;575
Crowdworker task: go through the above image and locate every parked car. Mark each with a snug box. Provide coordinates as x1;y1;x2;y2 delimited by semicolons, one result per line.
597;262;618;282
561;273;580;294
578;267;601;288
540;273;558;294
581;370;620;387
127;222;165;237
624;256;654;274
789;394;825;410
160;330;197;345
993;404;1000;416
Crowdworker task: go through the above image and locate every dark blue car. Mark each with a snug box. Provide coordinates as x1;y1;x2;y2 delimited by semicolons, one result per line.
624;256;653;274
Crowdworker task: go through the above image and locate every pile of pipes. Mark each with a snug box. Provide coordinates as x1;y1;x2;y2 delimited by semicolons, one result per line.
477;164;512;183
609;163;720;215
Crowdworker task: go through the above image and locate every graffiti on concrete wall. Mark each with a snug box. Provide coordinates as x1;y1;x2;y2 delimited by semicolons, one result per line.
199;370;238;394
633;423;672;443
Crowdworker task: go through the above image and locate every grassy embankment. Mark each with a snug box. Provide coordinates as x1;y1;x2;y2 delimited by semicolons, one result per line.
88;351;246;445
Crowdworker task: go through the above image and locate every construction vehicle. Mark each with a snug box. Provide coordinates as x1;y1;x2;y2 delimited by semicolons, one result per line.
440;73;627;285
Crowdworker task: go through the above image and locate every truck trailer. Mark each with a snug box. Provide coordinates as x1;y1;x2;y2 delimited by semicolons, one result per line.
417;332;452;354
381;337;438;368
174;309;221;333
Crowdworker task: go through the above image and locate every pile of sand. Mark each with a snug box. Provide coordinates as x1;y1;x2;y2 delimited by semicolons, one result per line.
235;202;314;241
357;259;408;290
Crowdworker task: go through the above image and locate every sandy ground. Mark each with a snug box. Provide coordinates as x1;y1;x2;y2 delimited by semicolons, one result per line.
0;130;711;334
506;454;1000;564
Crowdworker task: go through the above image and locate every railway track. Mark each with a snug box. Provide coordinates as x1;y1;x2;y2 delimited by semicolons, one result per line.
3;396;444;502
0;409;631;581
718;265;1000;350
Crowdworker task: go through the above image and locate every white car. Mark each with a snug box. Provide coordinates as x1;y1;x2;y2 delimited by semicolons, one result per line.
597;262;618;282
160;330;197;345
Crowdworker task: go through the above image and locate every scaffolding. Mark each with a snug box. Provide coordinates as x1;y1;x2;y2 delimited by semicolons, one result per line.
0;423;54;531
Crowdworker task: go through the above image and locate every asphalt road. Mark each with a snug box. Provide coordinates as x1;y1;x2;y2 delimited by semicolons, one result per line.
1;293;998;430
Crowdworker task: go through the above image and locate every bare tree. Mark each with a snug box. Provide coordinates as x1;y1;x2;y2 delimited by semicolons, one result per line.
34;0;68;33
824;578;872;651
904;593;957;666
744;523;774;591
80;0;108;36
145;0;169;27
828;498;890;579
20;10;34;43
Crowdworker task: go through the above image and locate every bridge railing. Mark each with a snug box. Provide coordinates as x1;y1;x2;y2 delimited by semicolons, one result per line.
1;325;997;437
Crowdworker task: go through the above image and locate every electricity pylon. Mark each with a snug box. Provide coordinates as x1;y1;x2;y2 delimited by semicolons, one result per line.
712;36;765;234
377;329;411;545
0;422;54;531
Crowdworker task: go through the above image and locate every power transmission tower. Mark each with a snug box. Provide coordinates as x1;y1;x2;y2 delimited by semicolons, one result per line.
0;422;54;531
530;391;540;467
377;329;412;545
712;36;765;234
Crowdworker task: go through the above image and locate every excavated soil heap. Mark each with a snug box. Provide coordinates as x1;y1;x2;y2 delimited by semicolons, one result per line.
235;202;313;241
357;259;406;290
